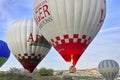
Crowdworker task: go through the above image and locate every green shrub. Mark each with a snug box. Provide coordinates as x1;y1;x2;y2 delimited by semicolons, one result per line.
37;67;54;76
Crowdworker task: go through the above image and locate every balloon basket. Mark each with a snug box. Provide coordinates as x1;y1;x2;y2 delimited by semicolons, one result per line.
69;65;76;73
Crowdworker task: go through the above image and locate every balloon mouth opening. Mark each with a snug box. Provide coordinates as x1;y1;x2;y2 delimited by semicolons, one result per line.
51;34;91;66
23;65;36;73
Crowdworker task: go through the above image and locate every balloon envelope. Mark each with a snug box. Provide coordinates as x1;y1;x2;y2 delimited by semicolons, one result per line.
6;18;51;73
98;59;119;80
34;0;106;66
0;40;10;67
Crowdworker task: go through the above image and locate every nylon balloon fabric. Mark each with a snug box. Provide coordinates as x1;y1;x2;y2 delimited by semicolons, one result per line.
6;18;51;73
34;0;106;66
98;59;119;80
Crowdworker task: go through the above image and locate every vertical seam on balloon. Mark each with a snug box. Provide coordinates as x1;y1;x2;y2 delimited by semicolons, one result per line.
111;72;113;80
56;0;63;36
12;23;17;56
38;24;48;45
98;62;100;68
88;0;97;39
10;24;13;55
31;19;34;56
47;0;56;41
90;0;103;39
84;0;93;36
21;19;24;56
74;0;82;35
24;18;27;56
87;0;98;40
108;72;110;80
13;22;16;55
33;19;37;56
111;60;114;67
16;20;20;56
13;23;16;55
103;60;105;68
105;72;108;80
20;19;24;56
16;20;19;56
115;61;119;67
106;60;109;67
65;0;68;36
21;19;29;53
32;20;37;54
83;0;91;36
78;0;84;38
73;0;75;35
26;19;29;55
35;19;39;57
70;0;73;37
63;0;68;35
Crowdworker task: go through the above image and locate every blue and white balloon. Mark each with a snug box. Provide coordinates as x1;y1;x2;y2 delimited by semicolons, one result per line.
0;40;10;67
98;59;119;80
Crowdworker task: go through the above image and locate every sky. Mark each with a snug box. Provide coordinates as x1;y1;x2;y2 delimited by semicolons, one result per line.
0;0;120;71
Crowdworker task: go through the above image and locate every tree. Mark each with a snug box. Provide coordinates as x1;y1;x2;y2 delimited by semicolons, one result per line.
37;67;54;76
8;67;21;74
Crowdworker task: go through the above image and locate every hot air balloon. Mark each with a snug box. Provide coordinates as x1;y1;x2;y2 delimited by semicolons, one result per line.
6;18;51;73
98;59;119;80
34;0;106;66
0;40;10;67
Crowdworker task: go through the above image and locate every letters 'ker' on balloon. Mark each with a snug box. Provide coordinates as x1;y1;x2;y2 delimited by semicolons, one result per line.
34;0;52;29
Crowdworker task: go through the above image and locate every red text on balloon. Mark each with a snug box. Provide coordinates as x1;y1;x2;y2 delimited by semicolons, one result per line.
27;33;41;42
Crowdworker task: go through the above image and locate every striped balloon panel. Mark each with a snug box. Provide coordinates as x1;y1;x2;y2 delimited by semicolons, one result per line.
98;60;119;80
99;60;119;68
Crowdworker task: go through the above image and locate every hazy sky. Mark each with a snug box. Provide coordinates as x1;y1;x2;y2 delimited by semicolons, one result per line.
0;0;120;71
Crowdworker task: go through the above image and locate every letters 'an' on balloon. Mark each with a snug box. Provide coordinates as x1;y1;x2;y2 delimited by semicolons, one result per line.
6;18;51;73
0;40;10;67
98;59;119;80
34;0;106;66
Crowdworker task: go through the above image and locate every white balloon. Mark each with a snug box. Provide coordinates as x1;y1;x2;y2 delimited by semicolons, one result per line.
98;59;119;80
6;18;51;73
34;0;106;66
